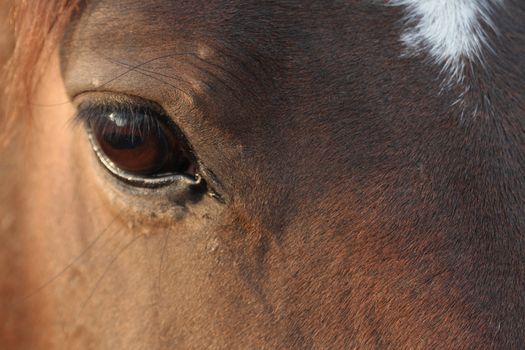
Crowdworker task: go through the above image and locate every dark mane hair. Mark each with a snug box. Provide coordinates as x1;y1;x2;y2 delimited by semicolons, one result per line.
1;0;78;145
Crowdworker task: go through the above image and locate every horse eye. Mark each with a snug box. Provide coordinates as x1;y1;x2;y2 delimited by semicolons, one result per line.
77;102;197;187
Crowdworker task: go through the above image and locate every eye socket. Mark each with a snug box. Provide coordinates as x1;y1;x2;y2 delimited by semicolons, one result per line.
76;99;199;188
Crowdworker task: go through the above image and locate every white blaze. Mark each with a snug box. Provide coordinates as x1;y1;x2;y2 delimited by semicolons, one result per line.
390;0;503;82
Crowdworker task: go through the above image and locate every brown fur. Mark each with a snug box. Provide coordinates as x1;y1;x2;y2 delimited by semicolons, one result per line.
1;0;524;349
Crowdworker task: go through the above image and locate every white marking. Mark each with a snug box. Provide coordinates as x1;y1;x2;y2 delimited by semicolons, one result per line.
389;0;503;82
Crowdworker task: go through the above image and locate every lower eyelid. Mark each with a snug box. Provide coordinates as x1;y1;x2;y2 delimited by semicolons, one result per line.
86;127;203;189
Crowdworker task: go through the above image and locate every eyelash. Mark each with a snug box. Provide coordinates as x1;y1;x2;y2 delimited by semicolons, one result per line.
75;101;165;136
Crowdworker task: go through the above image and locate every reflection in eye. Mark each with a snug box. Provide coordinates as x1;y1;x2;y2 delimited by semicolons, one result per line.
76;100;196;185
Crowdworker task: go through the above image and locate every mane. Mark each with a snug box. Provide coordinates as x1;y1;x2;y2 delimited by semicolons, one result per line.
0;0;78;146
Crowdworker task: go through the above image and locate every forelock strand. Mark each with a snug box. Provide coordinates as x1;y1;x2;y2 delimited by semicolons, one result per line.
0;0;79;146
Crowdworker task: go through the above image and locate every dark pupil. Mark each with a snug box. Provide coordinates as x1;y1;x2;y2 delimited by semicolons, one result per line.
92;111;192;177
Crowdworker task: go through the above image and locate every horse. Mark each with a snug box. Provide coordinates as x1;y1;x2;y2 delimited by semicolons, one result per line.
0;0;524;348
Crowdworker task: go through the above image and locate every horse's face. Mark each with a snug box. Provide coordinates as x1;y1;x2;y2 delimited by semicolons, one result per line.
3;0;525;348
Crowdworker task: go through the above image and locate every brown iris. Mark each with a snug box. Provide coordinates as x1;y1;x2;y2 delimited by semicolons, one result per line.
87;107;194;178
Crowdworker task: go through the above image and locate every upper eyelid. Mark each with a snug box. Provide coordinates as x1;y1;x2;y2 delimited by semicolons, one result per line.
72;90;168;117
70;88;202;132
